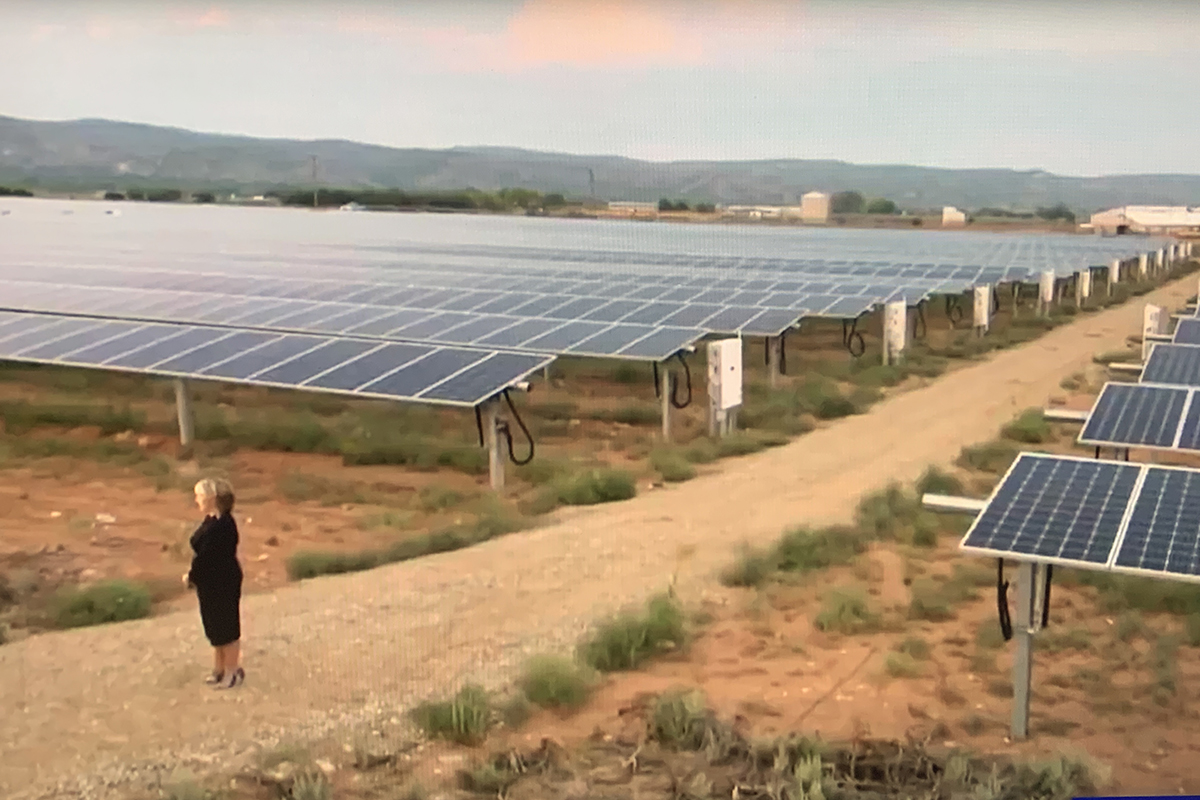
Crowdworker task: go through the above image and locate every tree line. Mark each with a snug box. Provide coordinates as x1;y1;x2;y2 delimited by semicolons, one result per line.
0;186;34;197
274;187;581;211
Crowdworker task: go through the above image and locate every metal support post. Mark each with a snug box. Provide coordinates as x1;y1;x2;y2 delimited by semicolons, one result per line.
1138;253;1149;279
766;336;782;388
659;365;672;441
173;378;194;447
484;399;504;491
1011;561;1036;740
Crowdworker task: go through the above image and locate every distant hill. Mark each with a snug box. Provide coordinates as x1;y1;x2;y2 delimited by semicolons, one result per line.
2;114;1198;212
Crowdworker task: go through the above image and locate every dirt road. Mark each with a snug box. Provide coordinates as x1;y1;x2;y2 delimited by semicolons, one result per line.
0;278;1191;799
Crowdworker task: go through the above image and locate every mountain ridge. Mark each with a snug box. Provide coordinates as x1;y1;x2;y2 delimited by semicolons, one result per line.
2;114;1198;211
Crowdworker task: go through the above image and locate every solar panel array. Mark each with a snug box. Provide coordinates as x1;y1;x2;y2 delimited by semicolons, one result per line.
960;453;1200;582
1174;317;1200;345
1078;382;1198;451
0;310;552;407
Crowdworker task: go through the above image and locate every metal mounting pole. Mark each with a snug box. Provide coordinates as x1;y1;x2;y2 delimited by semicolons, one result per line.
766;336;782;388
173;378;194;447
1011;561;1036;740
659;365;672;442
484;399;504;491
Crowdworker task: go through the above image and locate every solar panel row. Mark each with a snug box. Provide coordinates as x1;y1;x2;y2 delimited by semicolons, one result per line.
1078;382;1197;450
1141;343;1200;386
0;310;552;407
0;279;704;361
960;453;1200;582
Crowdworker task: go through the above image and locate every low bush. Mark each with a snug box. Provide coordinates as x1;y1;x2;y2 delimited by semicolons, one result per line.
896;636;931;660
1001;409;1052;444
885;652;922;678
551;468;637;506
578;593;686;672
51;580;153;628
814;588;878;634
775;525;867;573
719;544;776;588
908;579;956;621
915;466;964;497
855;484;920;540
517;655;593;710
648;688;714;750
650;448;696;482
410;684;492;745
957;441;1020;474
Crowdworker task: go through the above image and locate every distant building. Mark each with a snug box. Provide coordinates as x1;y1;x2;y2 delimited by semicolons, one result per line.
722;205;784;219
800;191;830;223
1088;206;1200;235
942;206;967;227
606;201;658;218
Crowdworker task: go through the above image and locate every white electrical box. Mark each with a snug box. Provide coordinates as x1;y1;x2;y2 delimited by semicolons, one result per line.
707;339;742;411
1143;303;1164;362
1039;271;1055;304
973;285;991;330
884;300;906;360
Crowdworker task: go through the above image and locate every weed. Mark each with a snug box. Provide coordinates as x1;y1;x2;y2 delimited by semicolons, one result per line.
682;438;720;464
51;580;152;628
650;448;696;482
1060;373;1086;391
961;714;987;736
410;684;492;745
290;772;333;800
1038;627;1091;653
460;762;519;795
975;623;1006;650
986;677;1013;698
915;466;964;497
911;513;940;548
957;441;1020;475
578;593;686;672
855;484;920;540
970;651;996;674
1076;571;1200;616
277;471;367;506
526;400;578;421
514;456;574;486
907;579;955;622
775;525;867;573
1093;349;1137;366
896;636;931;660
1186;613;1200;647
720;544;776;588
517;655;592;710
357;510;415;531
814;588;878;634
713;432;767;458
649;688;711;749
885;652;922;678
1115;611;1144;642
0;399;145;436
162;776;210;800
417;485;468;512
551;468;637;506
589;403;659;426
1151;635;1179;704
1001;409;1053;444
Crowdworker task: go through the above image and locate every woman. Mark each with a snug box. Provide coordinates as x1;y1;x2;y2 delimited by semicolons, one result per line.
184;478;245;689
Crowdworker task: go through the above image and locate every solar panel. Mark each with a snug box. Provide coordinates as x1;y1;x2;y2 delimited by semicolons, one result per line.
0;310;551;407
1112;466;1200;580
1141;343;1200;386
1175;317;1200;345
961;453;1141;566
1077;382;1191;449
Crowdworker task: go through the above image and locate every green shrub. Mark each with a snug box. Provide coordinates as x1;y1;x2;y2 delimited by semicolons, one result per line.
884;652;922;678
552;468;637;506
720;545;776;588
975;623;1006;650
908;579;956;621
896;636;931;660
715;432;766;458
0;399;145;436
1075;572;1200;616
649;688;711;750
916;466;964;497
418;485;468;512
814;589;878;634
578;593;686;672
650;448;696;482
410;684;492;745
1002;409;1052;444
1186;613;1200;647
52;580;153;628
518;655;592;710
526;400;578;421
589;404;659;426
855;484;920;540
682;438;719;464
286;549;382;580
775;525;866;573
340;434;487;475
1092;349;1137;366
611;362;642;384
957;441;1020;474
911;513;940;547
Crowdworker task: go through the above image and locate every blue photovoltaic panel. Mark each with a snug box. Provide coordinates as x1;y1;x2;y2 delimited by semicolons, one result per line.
1078;382;1190;449
961;453;1140;565
1142;344;1200;387
1175;318;1200;345
1177;392;1200;452
0;310;551;407
1113;466;1200;579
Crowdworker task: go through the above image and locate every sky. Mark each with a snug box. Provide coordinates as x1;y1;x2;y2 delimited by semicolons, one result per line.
3;0;1200;176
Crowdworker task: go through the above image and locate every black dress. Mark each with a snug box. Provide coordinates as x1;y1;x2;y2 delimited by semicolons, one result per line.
188;512;244;647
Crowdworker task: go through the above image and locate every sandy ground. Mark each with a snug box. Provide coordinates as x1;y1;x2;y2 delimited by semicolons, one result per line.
0;275;1194;799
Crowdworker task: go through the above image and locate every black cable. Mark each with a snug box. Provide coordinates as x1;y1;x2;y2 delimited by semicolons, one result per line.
499;389;534;465
914;300;928;340
1041;565;1053;629
945;295;964;326
653;362;660;398
992;285;1000;315
670;351;693;409
779;329;788;375
474;406;484;447
845;314;866;357
998;559;1013;641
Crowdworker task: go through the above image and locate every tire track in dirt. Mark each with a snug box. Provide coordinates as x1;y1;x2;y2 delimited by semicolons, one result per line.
1;276;1192;798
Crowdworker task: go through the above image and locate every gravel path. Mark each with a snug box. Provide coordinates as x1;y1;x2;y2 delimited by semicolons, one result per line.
1;278;1190;799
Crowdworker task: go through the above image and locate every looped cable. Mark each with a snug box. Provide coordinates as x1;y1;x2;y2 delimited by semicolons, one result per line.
670;351;692;409
945;295;964;326
998;559;1013;641
843;315;866;357
914;300;928;340
1041;565;1053;629
499;389;534;466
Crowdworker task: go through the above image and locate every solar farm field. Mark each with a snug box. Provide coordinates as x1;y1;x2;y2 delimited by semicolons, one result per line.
0;200;1198;798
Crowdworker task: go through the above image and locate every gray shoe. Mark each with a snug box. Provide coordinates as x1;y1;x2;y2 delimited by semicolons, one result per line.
214;667;244;689
204;671;224;685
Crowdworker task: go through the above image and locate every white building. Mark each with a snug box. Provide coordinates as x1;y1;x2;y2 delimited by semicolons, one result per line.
607;201;658;217
1089;206;1200;235
942;206;967;227
800;191;830;223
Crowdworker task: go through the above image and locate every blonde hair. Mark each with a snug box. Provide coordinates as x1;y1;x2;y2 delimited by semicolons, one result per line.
194;478;235;514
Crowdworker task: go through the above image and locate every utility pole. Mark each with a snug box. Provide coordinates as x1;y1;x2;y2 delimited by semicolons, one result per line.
311;155;318;208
